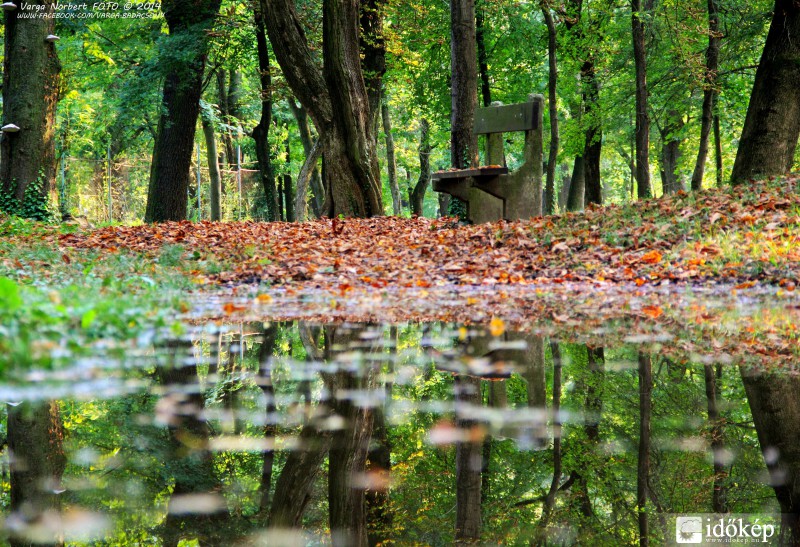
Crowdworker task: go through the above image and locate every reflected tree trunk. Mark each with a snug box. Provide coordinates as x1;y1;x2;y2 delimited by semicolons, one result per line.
257;325;280;519
324;326;377;547
637;353;652;547
455;374;482;544
705;364;728;513
7;401;66;547
574;346;604;519
542;342;564;525
741;367;800;542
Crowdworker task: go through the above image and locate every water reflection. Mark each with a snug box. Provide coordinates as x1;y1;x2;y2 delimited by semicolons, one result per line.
1;321;797;545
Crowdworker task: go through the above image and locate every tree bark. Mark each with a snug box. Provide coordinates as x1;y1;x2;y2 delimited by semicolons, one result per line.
360;0;387;135
7;401;66;547
660;110;685;194
201;116;223;221
257;325;280;519
637;353;652;547
566;155;585;212
705;364;728;513
0;0;60;220
294;138;323;222
253;7;279;221
731;0;800;185
690;0;720;191
741;366;800;542
290;101;324;218
450;0;479;170
455;374;482;544
542;4;559;215
632;0;652;199
382;100;401;215
145;0;222;222
411;119;432;216
262;0;383;218
476;0;492;108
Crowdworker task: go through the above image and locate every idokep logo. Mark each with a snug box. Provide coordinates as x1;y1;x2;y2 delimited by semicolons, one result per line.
670;514;779;545
675;516;703;544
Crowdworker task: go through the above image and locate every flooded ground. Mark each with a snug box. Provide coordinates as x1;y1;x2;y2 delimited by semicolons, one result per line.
3;285;799;545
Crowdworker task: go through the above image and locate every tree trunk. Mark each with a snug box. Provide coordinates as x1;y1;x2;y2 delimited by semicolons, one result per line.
714;112;723;186
455;374;482;544
582;61;603;207
324;326;376;547
0;0;60;220
741;366;800;542
731;0;800;185
283;173;294;222
145;0;222;222
216;69;235;169
542;4;559;215
201;117;223;221
566;155;585;212
257;325;280;519
632;0;652;199
660;110;685;194
542;342;563;524
262;0;383;218
382;100;401;215
360;0;387;135
476;0;492;108
690;0;720;191
290;101;324;218
450;0;479;170
637;353;652;547
411;119;432;216
253;6;279;222
294;138;323;222
7;401;66;547
705;364;728;513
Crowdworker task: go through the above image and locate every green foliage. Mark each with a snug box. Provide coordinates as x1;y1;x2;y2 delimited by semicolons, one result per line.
0;175;53;221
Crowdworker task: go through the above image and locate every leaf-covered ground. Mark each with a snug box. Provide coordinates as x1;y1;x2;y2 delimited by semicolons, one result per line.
4;175;800;369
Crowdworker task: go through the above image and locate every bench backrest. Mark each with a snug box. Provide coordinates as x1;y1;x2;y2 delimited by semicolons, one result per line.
474;101;539;135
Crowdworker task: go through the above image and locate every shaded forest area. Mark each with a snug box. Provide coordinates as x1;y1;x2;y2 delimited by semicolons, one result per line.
1;0;799;224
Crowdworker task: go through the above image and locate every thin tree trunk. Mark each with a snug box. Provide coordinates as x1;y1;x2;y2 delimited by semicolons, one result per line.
411;119;432;216
257;325;280;519
382;100;401;215
660;110;685;194
714;112;723;187
0;0;61;219
476;0;492;108
542;342;563;520
216;69;235;169
637;353;652;547
542;4;559;215
690;0;720;191
731;0;800;184
290;100;324;218
253;7;279;221
201;117;223;221
294;138;322;222
632;0;652;199
705;364;728;513
283;173;294;222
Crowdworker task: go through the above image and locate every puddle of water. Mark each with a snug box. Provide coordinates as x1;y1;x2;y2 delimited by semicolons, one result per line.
1;316;797;545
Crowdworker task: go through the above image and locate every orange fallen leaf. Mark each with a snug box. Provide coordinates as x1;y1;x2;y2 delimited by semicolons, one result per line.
641;250;663;264
642;305;663;319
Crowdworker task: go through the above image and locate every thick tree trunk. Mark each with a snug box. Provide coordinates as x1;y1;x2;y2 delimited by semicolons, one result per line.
637;353;652;547
411;119;432;216
632;0;652;200
731;0;800;185
450;0;479;170
324;327;376;547
290;101;324;218
263;0;383;218
582;64;603;207
145;0;222;222
690;0;720;191
0;1;60;219
382;101;401;215
542;4;559;215
7;401;66;547
455;375;482;544
253;8;279;222
741;366;800;542
201;117;223;221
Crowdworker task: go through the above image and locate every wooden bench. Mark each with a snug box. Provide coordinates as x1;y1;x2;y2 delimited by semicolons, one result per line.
433;94;544;223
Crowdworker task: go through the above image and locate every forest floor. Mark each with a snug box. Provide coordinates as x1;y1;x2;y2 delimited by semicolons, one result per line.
2;174;799;368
